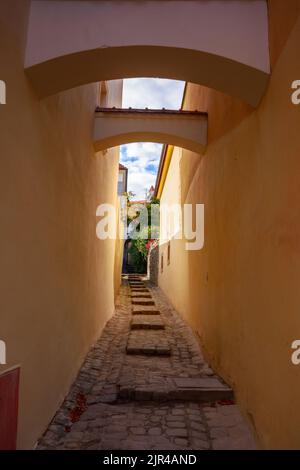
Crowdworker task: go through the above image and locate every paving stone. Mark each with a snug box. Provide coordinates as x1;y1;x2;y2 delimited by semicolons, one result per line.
148;427;162;436
130;427;146;435
166;421;186;428
154;409;168;416
167;414;185;421
171;408;185;416
37;281;257;451
150;416;161;423
190;438;210;450
166;428;188;438
174;438;189;446
210;427;228;439
190;429;207;440
190;422;206;432
134;406;152;414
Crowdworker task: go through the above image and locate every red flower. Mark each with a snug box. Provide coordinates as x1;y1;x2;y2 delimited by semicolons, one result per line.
67;392;88;426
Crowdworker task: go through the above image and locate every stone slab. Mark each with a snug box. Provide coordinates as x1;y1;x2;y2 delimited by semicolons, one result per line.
131;294;152;299
118;377;233;403
126;331;171;356
131;287;150;294
130;287;149;291
132;300;155;306
166;377;234;402
173;377;227;389
132;305;160;315
131;315;165;330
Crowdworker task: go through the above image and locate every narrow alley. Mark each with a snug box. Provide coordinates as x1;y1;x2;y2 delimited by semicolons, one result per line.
37;276;256;451
2;1;300;453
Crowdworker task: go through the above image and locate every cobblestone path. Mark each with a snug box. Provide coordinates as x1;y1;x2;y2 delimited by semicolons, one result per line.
38;276;257;450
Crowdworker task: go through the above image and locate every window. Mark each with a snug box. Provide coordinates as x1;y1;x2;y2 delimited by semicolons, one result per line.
117;181;124;195
161;254;164;273
117;167;128;195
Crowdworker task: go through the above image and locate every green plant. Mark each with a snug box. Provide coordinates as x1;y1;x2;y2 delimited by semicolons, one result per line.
126;195;160;272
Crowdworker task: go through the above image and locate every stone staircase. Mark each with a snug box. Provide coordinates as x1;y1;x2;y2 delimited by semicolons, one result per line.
121;274;234;404
38;276;256;451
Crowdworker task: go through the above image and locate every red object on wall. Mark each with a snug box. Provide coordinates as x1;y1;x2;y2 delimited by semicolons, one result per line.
0;367;20;450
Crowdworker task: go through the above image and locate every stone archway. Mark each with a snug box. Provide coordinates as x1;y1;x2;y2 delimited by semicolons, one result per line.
25;0;270;106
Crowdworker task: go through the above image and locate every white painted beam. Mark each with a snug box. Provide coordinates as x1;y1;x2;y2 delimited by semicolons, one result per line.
93;108;208;154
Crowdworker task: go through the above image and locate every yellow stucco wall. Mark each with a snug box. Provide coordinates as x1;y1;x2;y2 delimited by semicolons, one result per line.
159;2;300;449
0;1;123;449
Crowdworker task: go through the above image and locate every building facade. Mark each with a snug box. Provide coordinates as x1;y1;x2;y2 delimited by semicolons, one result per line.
156;2;300;449
0;1;123;449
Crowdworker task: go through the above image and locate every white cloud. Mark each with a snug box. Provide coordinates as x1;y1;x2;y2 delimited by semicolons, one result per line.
123;78;185;110
120;142;162;200
120;78;185;199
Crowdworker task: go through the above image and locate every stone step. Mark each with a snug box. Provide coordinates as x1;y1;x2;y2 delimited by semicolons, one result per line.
118;377;233;403
166;377;234;402
131;315;165;330
132;299;155;306
130;286;148;290
131;289;150;294
131;294;152;299
122;275;143;280
126;330;171;356
132;305;160;315
129;283;145;287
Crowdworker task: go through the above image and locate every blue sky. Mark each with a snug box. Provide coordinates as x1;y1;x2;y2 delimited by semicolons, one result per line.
120;78;185;200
